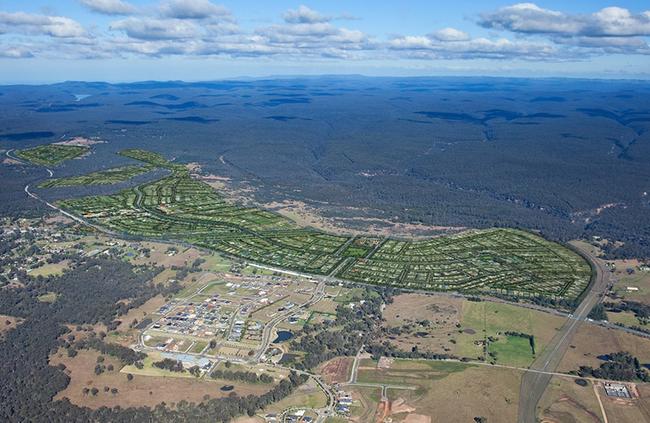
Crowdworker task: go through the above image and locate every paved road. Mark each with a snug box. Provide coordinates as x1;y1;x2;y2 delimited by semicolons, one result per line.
347;346;364;384
252;279;326;362
517;243;611;423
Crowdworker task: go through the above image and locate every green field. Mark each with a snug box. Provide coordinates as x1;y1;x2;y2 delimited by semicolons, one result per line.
54;149;591;301
457;300;564;365
357;359;470;385
38;164;154;188
15;144;88;166
489;335;534;367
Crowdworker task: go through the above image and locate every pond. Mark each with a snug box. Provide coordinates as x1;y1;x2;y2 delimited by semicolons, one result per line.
272;330;293;343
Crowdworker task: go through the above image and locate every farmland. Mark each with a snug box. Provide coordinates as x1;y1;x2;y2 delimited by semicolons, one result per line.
38;164;155;188
15;144;88;166
353;359;521;422
55;149;592;301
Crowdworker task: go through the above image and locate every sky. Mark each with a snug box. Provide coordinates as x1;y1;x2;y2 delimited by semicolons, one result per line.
0;0;649;83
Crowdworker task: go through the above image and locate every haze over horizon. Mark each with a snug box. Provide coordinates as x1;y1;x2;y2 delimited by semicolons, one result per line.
1;0;650;83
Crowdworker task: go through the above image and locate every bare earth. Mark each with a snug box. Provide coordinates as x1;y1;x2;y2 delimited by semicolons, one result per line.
191;164;466;239
0;314;23;338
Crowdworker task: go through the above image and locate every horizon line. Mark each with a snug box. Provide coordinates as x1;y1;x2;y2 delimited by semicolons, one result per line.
3;73;650;87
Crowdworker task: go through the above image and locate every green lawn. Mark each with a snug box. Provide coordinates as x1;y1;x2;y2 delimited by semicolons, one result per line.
489;335;534;367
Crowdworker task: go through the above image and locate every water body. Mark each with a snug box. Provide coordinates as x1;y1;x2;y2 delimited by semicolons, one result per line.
272;330;293;343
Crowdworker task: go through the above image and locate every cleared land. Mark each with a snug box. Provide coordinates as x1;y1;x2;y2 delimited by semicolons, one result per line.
538;376;604;423
55;149;591;301
558;324;650;373
15;144;88;166
381;293;565;366
50;348;270;409
0;315;23;338
610;260;650;305
38;164;154;188
355;359;520;422
263;377;327;413
318;356;353;384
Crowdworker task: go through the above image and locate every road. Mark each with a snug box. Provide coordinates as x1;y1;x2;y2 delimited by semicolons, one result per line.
252;278;326;362
517;243;611;423
347;346;364;384
7;147;633;422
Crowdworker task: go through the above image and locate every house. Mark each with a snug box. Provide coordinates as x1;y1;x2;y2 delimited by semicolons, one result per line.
604;383;631;398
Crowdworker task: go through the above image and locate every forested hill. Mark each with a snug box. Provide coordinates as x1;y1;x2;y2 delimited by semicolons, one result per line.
1;77;649;258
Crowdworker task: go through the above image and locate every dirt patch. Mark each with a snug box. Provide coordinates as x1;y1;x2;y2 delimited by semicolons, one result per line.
0;315;23;338
55;136;105;147
539;376;604;423
109;295;167;346
378;356;394;369
187;165;466;239
132;242;204;268
43;214;74;225
318;356;352;384
2;157;23;165
401;413;431;423
391;397;416;414
262;199;466;238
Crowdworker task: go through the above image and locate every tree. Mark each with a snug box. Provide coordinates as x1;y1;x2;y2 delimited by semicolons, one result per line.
126;373;133;381
588;304;607;321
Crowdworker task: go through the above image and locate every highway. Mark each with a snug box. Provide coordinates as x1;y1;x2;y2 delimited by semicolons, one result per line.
517;243;611;423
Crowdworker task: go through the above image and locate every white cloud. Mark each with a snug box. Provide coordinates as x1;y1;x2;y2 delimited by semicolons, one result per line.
479;3;650;37
110;17;198;40
79;0;137;16
389;32;556;60
159;0;230;20
283;5;330;24
0;11;86;38
430;27;470;42
0;46;33;58
1;3;649;62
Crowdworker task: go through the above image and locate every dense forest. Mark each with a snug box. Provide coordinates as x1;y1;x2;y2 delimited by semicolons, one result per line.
1;77;649;258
